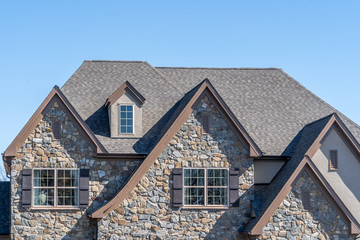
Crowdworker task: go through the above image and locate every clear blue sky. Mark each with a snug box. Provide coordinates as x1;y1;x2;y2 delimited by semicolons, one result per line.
1;1;360;178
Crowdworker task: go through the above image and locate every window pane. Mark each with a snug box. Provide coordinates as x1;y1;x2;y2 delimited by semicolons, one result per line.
207;188;228;205
120;112;126;118
127;112;133;118
184;188;204;205
120;105;126;111
127;105;133;111
58;170;78;187
121;119;126;125
184;169;204;186
33;188;54;206
127;126;133;133
207;169;228;186
34;170;54;187
120;126;126;133
58;188;78;206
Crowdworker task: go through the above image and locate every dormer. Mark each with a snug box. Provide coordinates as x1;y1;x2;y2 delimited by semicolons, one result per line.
105;81;145;138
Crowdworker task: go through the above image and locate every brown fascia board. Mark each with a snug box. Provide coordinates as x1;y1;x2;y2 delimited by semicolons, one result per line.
306;113;360;160
90;78;262;219
3;86;107;174
105;81;146;108
248;155;360;235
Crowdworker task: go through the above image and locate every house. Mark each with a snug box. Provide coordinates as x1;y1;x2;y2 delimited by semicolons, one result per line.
2;60;360;239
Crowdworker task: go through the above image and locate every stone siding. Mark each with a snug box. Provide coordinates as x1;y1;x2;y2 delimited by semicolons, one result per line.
255;170;353;240
98;96;254;240
11;101;140;240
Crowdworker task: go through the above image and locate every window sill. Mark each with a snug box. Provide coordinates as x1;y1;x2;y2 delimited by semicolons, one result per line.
181;206;229;210
29;207;81;211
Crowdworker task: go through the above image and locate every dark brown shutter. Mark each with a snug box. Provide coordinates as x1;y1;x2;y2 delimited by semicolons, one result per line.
79;169;90;207
172;168;183;207
330;150;338;170
53;121;61;139
229;168;239;207
22;169;32;207
201;114;209;135
302;190;310;210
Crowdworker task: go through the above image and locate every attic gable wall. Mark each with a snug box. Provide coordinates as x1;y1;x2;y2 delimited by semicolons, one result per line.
97;96;254;239
313;127;360;224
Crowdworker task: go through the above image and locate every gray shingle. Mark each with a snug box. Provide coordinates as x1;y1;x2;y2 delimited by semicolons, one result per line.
243;114;332;232
61;61;360;156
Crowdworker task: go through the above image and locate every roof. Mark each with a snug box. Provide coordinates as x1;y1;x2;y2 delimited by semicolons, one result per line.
156;67;360;155
0;182;10;235
90;79;261;218
244;113;360;235
61;61;360;155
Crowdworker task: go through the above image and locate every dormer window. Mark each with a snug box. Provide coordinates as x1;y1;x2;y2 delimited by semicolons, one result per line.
105;81;145;138
119;105;134;134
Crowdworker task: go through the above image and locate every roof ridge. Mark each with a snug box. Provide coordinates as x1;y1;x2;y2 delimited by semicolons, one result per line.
143;62;184;95
155;67;280;70
85;60;146;63
303;113;334;127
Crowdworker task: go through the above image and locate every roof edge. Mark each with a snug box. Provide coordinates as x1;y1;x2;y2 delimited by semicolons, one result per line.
3;86;107;173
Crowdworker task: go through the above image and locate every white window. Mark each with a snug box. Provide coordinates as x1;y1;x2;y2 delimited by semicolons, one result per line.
33;169;79;207
119;105;134;134
183;168;229;206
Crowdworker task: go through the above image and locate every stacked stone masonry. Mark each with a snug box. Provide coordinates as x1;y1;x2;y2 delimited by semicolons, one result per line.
11;101;140;239
252;171;353;240
98;96;255;240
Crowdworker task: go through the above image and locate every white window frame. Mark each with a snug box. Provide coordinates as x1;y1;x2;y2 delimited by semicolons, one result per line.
32;168;79;208
183;167;229;207
118;104;135;135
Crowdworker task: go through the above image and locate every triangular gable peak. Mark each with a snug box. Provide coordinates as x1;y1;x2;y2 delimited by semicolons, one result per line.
306;113;360;160
249;158;360;235
105;81;146;108
2;86;107;174
90;78;262;218
248;114;360;235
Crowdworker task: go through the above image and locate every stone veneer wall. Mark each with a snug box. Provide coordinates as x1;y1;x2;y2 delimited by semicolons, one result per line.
254;170;353;240
11;101;140;240
98;96;254;240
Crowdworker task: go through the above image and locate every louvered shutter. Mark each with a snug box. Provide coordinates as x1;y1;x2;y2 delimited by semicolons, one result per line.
229;168;239;207
172;168;183;207
330;150;338;170
302;190;310;210
22;169;32;207
79;169;90;207
53;121;61;139
201;114;209;134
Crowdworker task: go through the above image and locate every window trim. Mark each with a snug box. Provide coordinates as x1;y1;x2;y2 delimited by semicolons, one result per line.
118;104;135;135
32;168;80;208
182;167;229;208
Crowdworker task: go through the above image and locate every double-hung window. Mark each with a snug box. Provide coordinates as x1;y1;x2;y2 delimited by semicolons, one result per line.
183;168;229;206
119;105;134;134
33;169;79;207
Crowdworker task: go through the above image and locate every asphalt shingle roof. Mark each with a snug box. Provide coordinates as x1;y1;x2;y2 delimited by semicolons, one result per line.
243;114;333;232
61;61;360;156
0;181;10;235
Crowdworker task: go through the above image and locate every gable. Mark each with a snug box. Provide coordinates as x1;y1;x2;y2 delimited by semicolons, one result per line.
312;125;360;225
2;86;106;174
96;94;254;238
258;169;352;239
90;79;261;218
